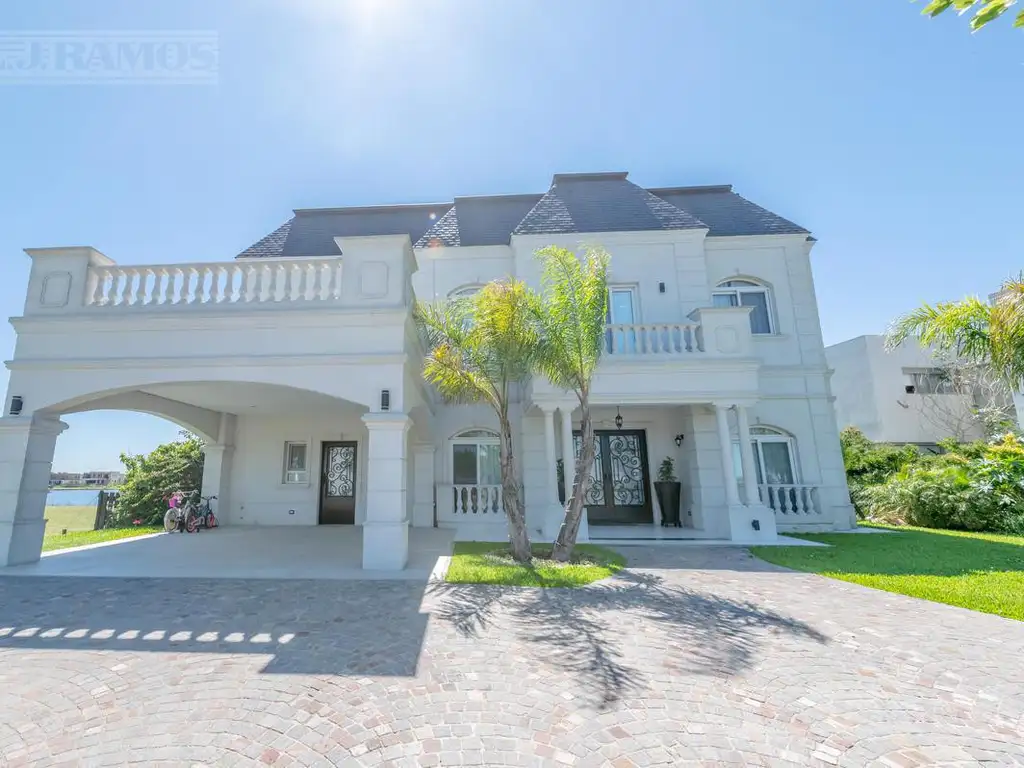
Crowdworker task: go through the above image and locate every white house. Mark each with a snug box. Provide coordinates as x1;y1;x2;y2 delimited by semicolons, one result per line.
826;334;1013;446
0;171;855;570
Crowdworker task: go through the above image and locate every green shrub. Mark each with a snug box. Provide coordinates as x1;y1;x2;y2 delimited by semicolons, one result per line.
860;434;1024;535
840;427;920;516
108;433;204;527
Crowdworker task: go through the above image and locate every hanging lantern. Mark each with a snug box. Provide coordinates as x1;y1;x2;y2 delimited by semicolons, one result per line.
614;406;623;430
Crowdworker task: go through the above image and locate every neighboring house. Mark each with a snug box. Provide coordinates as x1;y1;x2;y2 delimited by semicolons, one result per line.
0;171;855;569
48;471;83;487
826;335;989;447
81;470;125;487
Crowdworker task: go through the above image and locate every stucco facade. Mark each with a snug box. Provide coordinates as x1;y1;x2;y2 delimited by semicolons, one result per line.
826;335;987;445
1;172;856;569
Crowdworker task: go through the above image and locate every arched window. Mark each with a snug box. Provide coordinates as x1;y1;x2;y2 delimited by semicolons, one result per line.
451;428;501;486
448;285;483;299
712;279;774;335
732;425;798;485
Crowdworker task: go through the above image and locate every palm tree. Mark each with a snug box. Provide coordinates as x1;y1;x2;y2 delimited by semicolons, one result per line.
887;275;1024;388
414;280;538;562
531;245;610;562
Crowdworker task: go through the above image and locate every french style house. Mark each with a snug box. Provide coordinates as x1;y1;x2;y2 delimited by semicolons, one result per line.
0;172;855;569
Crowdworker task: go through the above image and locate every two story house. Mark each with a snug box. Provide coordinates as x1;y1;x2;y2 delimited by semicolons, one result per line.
0;172;855;570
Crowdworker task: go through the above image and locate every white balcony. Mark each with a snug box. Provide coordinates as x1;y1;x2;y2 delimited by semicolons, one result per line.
85;258;344;310
603;323;700;355
759;483;822;517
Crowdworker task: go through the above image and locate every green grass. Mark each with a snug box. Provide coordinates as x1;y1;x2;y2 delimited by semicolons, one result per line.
43;505;98;535
42;526;162;552
752;525;1024;621
446;542;626;587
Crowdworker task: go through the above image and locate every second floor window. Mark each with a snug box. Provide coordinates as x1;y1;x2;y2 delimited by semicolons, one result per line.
905;368;955;395
712;279;774;335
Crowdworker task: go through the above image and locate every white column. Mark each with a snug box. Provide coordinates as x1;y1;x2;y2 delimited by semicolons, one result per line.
714;404;741;508
361;412;411;570
0;414;67;567
541;407;558;504
735;405;761;506
411;444;436;528
559;407;575;504
200;445;234;523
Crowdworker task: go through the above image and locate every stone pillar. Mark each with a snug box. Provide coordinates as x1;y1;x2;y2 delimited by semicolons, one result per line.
714;404;740;508
559;406;588;542
542;406;558;504
411;444;436;528
0;414;67;567
200;445;234;523
362;412;411;570
735;405;760;506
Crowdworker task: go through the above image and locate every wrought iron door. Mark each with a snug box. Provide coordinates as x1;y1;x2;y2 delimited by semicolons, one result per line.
319;441;357;524
573;430;653;525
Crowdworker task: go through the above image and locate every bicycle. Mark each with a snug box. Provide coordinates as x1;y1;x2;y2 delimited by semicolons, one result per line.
163;491;217;533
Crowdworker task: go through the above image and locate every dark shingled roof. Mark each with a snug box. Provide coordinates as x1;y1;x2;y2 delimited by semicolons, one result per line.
650;186;808;237
416;193;543;248
236;173;808;258
513;172;706;236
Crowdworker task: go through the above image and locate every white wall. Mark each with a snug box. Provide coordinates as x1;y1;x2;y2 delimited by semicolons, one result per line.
826;335;983;444
228;409;369;526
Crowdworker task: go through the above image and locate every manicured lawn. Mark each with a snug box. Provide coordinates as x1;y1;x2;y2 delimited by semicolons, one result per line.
446;542;626;587
43;505;97;535
42;527;162;552
752;525;1024;621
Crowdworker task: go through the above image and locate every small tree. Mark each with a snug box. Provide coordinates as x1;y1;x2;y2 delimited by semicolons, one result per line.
415;281;538;562
112;431;204;527
531;245;610;562
887;275;1024;390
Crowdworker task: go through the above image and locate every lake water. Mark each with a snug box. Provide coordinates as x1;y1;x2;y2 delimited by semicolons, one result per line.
46;489;116;507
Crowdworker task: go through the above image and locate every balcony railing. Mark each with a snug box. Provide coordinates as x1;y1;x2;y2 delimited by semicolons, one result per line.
603;323;701;355
436;484;505;524
759;484;821;516
84;258;344;309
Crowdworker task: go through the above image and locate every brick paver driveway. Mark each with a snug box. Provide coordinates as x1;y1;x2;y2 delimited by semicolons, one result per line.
2;546;1023;767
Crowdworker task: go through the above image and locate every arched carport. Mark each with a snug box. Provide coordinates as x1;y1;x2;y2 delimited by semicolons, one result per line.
0;373;427;571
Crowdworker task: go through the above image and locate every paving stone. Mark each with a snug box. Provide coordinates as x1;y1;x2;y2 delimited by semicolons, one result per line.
1;546;1023;766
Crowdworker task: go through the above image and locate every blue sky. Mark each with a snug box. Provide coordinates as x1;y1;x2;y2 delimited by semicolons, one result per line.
2;0;1021;472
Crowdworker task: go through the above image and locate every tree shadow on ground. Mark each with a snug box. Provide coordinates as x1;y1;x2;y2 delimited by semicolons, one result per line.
428;567;827;710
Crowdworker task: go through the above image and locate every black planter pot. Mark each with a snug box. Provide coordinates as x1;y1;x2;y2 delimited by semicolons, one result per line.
654;481;682;527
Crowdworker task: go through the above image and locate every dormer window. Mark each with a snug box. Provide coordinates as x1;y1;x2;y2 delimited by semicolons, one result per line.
712;279;774;335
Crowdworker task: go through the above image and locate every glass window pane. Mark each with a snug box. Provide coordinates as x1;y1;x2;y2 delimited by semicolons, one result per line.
712;292;738;308
760;442;794;484
753;442;764;484
732;442;744;483
740;291;771;334
453;444;479;485
286;444;306;471
608;290;635;324
478;444;501;485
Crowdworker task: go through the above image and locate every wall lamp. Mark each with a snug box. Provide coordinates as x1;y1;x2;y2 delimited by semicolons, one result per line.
674;434;685;447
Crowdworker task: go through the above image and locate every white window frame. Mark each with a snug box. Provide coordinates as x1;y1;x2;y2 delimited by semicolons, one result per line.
606;285;639;325
283;441;310;485
732;426;800;485
450;429;501;486
903;367;956;395
448;284;484;299
712;279;775;335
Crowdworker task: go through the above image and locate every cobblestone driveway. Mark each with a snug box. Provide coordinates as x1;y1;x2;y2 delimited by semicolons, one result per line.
1;546;1022;767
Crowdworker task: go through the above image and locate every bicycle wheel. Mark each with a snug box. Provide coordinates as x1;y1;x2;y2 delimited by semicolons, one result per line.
185;514;199;533
164;509;178;533
205;512;217;529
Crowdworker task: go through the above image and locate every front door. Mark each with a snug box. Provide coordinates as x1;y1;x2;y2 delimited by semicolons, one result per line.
574;429;653;525
319;441;357;525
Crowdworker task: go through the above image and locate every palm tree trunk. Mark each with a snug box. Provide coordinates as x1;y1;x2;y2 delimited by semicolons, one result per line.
552;396;595;562
498;412;532;563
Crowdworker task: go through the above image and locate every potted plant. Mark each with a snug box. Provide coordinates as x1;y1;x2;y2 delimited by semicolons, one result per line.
654;457;682;527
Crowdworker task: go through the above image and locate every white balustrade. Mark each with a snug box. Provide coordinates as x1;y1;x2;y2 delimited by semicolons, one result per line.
447;484;504;517
759;484;821;516
84;258;344;309
603;323;700;355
